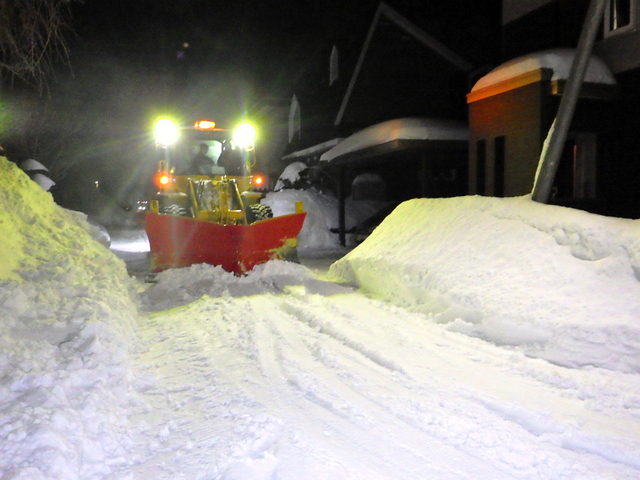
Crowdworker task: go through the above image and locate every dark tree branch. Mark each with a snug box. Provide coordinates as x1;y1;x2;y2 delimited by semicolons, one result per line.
0;0;77;91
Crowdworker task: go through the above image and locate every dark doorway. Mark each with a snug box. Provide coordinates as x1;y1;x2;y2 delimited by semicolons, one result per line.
494;136;505;197
476;139;486;195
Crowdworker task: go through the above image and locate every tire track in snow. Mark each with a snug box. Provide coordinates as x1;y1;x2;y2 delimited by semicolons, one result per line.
128;289;640;480
250;290;640;480
244;295;522;480
129;298;289;479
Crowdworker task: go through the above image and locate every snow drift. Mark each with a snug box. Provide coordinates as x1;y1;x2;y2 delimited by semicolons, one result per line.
331;195;640;373
0;158;139;479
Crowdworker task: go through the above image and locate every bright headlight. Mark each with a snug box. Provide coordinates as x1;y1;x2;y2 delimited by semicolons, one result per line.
233;123;256;149
155;119;179;146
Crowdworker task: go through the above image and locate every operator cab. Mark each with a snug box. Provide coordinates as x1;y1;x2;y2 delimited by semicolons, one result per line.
150;118;268;222
155;119;255;177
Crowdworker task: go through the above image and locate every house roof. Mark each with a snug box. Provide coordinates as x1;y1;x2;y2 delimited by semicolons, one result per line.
471;48;616;93
281;137;344;162
20;159;50;172
334;2;474;127
320;117;468;164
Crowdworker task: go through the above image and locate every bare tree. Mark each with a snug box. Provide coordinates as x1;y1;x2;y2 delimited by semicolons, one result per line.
0;0;76;90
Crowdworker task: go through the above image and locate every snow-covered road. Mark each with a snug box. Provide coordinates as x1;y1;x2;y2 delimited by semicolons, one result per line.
126;270;640;480
5;156;640;479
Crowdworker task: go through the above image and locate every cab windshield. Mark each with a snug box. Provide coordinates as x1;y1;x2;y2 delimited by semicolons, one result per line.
167;128;230;175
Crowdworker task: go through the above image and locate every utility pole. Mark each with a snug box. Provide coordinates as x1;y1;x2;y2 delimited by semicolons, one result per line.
531;0;608;203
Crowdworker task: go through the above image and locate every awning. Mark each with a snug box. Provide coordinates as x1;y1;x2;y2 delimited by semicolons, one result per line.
320;117;469;165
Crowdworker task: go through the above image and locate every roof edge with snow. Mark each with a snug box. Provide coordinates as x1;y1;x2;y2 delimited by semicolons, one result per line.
320;117;469;164
282;138;344;162
467;48;617;103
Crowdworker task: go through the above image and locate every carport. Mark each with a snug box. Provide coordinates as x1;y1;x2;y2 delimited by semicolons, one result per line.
319;117;469;245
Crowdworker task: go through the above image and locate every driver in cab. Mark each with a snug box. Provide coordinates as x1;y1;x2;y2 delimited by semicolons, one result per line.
217;140;246;176
191;143;215;175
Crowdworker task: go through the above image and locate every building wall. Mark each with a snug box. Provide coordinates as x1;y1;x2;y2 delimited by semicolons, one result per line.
503;0;640;75
470;87;624;218
600;68;640;216
469;82;546;196
338;145;468;202
596;28;640;73
494;0;640;218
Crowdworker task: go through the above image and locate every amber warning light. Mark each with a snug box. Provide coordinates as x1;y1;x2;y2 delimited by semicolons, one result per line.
194;120;216;130
154;172;173;189
252;173;268;189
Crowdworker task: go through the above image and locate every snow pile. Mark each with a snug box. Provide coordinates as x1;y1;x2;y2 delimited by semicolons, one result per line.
4;148;640;478
139;260;351;313
320;117;469;163
471;48;616;92
273;161;309;191
0;158;140;478
331;194;640;373
263;188;387;253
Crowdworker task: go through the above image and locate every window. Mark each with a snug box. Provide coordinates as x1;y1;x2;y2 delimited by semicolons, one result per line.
288;94;301;143
604;0;636;36
330;45;339;86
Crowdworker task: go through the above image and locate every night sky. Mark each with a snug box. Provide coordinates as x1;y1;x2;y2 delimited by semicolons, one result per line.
65;0;498;122
7;0;500;212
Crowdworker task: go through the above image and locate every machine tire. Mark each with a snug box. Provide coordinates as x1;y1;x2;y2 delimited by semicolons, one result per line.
246;203;273;224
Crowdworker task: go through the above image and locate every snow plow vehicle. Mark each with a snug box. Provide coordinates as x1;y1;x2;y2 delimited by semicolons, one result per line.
145;119;306;275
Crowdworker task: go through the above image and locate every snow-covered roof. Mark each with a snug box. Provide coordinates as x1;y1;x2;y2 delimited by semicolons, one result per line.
320;118;469;163
282;138;344;161
471;48;616;93
32;173;56;191
20;159;49;172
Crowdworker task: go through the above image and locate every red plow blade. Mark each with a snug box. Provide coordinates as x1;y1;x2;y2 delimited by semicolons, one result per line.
145;212;307;275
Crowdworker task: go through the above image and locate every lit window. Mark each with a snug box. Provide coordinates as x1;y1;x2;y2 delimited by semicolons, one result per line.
604;0;636;36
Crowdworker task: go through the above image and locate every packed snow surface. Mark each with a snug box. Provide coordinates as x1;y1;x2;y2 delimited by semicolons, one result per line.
471;48;616;92
2;155;640;479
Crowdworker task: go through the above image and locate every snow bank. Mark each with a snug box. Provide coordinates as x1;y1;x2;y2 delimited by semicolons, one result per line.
273;161;308;191
330;195;640;373
263;188;387;253
6;147;640;478
0;158;140;478
471;48;616;92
